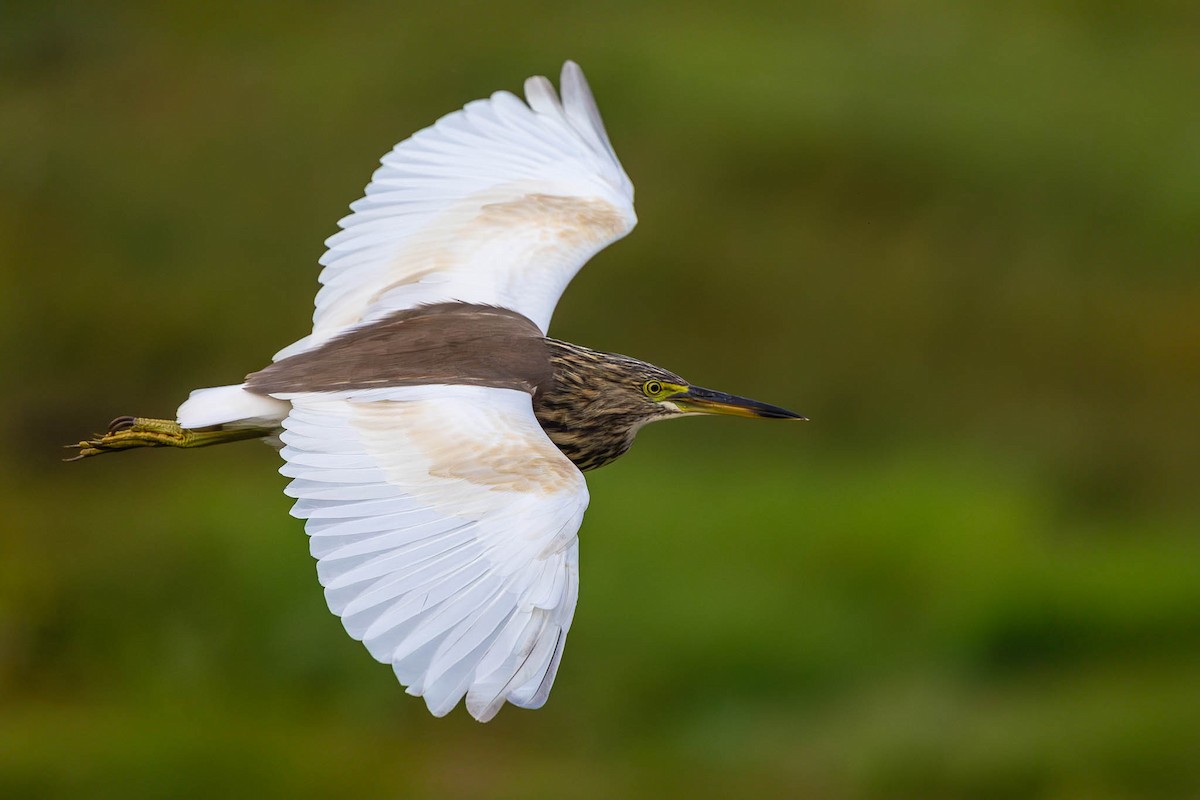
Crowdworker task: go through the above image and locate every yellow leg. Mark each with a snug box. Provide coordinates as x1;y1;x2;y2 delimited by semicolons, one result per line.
65;416;267;461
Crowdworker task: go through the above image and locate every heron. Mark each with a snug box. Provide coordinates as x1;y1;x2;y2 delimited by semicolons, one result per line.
69;62;804;721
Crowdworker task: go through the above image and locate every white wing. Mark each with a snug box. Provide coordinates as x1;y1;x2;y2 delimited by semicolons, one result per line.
278;385;588;722
276;61;636;360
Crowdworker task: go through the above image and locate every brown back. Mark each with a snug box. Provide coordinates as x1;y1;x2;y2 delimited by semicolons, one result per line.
245;303;553;396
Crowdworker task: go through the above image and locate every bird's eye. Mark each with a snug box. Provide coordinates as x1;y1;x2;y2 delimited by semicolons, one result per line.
643;381;663;396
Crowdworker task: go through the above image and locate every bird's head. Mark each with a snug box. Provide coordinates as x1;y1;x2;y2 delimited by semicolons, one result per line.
539;341;804;471
549;345;806;423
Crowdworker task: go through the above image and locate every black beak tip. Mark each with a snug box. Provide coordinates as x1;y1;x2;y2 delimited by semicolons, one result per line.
766;408;807;421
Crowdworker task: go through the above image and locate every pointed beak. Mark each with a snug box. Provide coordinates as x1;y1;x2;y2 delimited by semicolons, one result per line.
670;386;807;420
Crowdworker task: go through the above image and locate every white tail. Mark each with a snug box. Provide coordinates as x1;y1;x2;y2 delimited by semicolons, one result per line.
177;384;289;430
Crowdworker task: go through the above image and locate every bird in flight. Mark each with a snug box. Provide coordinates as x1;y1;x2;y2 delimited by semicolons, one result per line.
70;62;804;721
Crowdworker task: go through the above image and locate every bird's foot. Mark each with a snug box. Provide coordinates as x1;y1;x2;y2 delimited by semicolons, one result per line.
65;417;189;461
64;417;263;461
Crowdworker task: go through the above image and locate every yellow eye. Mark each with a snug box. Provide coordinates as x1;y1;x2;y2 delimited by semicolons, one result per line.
643;380;664;396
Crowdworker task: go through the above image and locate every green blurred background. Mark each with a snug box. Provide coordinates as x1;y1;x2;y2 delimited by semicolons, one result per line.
3;2;1198;797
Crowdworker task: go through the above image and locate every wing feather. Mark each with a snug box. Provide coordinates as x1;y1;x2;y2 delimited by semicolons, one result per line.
275;61;635;361
278;385;588;721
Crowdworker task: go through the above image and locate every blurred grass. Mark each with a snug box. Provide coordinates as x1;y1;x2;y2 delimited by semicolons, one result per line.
2;1;1198;798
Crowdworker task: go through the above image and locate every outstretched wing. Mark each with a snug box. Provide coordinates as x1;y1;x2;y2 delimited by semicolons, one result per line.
276;61;635;360
278;385;588;722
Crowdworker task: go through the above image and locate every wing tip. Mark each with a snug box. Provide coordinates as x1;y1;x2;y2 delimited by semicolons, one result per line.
523;74;562;116
561;59;584;85
554;60;628;190
523;60;594;122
